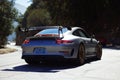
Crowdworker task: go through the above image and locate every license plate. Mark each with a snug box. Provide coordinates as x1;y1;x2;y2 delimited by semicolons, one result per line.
33;48;46;54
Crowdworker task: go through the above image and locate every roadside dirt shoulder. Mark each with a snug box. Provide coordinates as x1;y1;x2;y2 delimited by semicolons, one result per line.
0;42;20;54
0;47;17;54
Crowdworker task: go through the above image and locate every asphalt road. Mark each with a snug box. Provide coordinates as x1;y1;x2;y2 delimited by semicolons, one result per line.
0;44;120;80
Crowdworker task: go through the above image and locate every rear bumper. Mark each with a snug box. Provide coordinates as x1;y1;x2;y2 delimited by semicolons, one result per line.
22;55;66;61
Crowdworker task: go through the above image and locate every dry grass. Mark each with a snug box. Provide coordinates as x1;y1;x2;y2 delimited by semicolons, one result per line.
0;47;17;54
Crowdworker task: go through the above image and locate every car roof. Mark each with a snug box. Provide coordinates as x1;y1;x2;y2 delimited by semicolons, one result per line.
71;27;83;30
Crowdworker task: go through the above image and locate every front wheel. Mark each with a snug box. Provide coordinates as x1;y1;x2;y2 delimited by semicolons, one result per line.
95;44;102;60
76;44;85;65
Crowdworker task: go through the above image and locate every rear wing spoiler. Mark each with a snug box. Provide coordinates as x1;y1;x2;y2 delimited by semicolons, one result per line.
19;26;71;32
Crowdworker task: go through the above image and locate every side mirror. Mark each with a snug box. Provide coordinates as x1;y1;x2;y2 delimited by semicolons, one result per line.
91;34;95;38
91;34;95;42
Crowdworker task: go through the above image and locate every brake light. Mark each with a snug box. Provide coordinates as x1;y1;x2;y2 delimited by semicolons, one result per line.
23;39;30;44
56;39;73;44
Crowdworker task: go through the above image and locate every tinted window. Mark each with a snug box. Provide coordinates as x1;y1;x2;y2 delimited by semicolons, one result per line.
73;29;89;38
38;28;68;34
73;30;81;36
80;30;90;38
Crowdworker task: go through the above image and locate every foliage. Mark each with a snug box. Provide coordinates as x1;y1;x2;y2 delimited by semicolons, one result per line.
21;0;51;28
22;0;120;38
27;9;51;27
0;0;17;46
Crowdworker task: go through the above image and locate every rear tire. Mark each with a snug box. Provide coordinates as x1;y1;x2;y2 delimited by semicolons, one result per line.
25;59;40;65
95;44;102;60
76;44;85;65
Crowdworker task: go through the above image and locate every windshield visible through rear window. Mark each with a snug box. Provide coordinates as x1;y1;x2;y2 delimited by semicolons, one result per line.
38;28;68;34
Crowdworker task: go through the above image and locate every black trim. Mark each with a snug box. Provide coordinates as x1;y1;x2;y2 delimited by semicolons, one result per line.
22;55;65;61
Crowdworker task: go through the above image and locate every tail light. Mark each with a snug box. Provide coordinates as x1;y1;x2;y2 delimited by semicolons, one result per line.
56;39;73;44
23;39;30;44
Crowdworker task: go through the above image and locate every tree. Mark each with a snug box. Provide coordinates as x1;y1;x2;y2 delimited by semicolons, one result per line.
0;0;17;47
21;0;51;28
27;9;51;27
20;0;120;44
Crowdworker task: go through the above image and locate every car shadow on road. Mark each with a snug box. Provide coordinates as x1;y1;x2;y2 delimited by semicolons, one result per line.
103;47;120;50
2;59;99;73
2;62;80;73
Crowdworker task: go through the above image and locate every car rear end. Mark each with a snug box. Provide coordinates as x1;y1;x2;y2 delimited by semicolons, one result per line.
21;28;76;62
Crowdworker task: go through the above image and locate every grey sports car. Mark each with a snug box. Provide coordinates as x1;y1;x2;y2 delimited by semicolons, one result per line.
22;26;102;65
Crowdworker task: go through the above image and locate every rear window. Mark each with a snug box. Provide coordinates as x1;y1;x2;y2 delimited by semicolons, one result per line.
38;28;68;34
